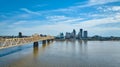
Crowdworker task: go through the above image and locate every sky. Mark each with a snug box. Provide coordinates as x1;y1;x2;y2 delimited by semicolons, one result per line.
0;0;120;36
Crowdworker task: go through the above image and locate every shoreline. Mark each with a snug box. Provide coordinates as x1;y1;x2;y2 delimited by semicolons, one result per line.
55;39;120;41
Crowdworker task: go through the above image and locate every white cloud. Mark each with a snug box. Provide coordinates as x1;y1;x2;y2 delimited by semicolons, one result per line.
46;15;84;24
75;13;120;28
46;15;70;21
89;0;119;5
20;8;41;15
18;14;30;18
13;21;27;25
54;0;120;12
98;6;120;12
112;6;120;11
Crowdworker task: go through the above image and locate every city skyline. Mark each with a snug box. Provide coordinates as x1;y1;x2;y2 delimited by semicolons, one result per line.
0;0;120;36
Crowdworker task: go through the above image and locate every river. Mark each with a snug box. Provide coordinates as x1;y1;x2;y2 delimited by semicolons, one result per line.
0;40;120;67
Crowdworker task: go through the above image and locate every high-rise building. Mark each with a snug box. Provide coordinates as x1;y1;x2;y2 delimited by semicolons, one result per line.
80;29;83;38
73;29;76;35
72;29;76;38
78;29;83;39
65;32;71;39
60;32;64;39
84;31;88;38
18;32;22;38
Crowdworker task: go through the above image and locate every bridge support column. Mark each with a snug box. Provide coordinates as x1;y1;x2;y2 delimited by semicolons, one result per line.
51;39;54;42
33;42;39;47
42;40;46;44
47;39;50;43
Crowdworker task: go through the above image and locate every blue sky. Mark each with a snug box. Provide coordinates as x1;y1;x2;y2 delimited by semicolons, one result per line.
0;0;120;36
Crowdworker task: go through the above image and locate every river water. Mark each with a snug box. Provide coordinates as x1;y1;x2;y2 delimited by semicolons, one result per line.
0;40;120;67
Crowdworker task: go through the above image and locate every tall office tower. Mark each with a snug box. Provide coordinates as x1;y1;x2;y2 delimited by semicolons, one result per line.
72;29;76;38
18;32;22;38
84;31;88;38
80;29;83;38
73;29;76;36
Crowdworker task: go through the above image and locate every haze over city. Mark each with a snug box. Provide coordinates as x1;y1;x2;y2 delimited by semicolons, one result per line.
0;0;120;36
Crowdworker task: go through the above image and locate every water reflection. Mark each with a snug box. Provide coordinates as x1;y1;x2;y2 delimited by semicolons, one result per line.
78;40;88;57
1;40;120;67
33;41;53;58
33;46;39;58
70;40;76;53
78;40;82;44
83;40;88;45
78;40;88;45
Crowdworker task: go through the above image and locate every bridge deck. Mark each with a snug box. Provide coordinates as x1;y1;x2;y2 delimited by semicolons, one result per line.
0;35;54;49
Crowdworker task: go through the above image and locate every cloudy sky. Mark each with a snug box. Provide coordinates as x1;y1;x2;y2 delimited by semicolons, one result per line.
0;0;120;36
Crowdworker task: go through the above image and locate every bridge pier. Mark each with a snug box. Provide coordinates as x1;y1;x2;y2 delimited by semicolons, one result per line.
33;42;39;47
47;39;50;43
51;39;54;42
42;40;46;44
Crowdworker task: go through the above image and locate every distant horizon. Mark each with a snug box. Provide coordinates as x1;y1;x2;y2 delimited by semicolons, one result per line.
0;0;120;36
0;30;120;37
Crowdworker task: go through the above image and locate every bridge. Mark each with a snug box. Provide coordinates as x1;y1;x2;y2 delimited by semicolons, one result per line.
0;34;54;49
